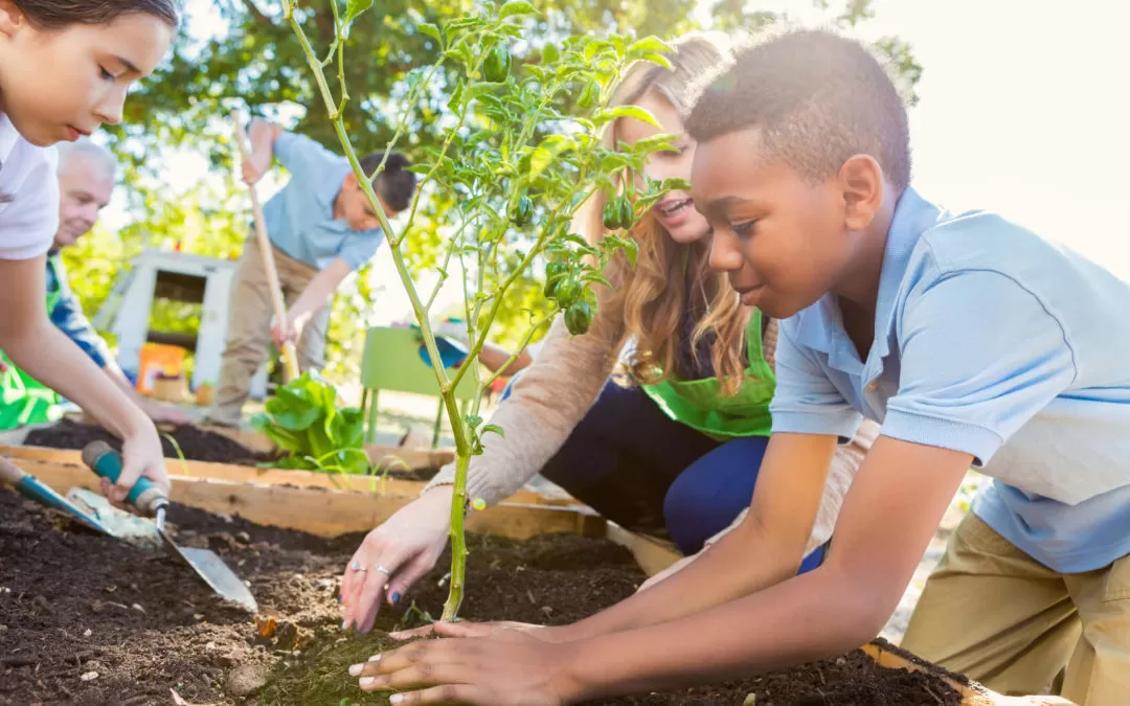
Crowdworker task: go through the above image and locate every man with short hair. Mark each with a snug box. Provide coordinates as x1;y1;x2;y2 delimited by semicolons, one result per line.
0;139;189;428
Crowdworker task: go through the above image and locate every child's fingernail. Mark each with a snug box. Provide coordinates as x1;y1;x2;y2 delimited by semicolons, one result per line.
390;591;401;605
348;663;363;676
390;695;403;704
368;653;382;662
341;619;349;631
359;676;375;687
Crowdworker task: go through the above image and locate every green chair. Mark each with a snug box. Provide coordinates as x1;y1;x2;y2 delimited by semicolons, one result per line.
360;326;479;447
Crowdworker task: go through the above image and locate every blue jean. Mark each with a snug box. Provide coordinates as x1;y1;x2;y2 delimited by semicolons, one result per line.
539;380;827;571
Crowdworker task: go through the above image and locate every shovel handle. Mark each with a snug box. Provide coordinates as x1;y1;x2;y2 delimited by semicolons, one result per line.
230;111;300;383
81;441;168;516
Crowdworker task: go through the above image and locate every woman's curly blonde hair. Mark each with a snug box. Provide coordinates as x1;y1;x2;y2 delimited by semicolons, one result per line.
576;33;750;395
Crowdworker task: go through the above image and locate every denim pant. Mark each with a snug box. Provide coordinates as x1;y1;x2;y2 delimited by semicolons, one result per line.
539;380;826;571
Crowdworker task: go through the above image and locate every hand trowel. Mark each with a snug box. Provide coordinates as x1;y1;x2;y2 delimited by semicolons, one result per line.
81;441;258;613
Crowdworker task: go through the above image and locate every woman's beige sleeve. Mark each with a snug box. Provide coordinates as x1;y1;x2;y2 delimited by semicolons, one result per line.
424;303;624;505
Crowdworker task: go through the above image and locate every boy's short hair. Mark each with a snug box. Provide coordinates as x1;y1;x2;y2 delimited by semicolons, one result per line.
360;151;416;213
685;30;911;190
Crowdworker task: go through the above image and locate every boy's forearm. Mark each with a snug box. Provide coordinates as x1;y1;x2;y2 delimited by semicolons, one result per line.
290;258;351;321
556;518;801;642
559;566;887;702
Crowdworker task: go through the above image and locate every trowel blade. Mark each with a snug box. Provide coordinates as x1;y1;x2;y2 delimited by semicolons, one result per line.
160;530;258;613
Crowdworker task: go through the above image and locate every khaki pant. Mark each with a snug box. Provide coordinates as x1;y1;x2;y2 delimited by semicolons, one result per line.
902;513;1130;705
208;236;331;424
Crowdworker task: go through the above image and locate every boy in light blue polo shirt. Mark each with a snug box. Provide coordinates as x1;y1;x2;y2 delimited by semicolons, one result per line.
678;30;1129;704
209;120;416;424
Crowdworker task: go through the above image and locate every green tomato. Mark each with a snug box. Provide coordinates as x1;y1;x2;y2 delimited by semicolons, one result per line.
602;200;622;230
483;45;512;83
554;278;582;308
543;261;567;298
564;300;594;336
510;195;533;226
618;197;634;230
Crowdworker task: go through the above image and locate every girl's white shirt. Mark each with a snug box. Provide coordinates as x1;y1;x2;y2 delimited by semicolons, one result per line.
0;113;58;261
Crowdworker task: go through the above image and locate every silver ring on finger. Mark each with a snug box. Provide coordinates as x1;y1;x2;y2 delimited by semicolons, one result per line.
374;564;392;577
350;560;368;572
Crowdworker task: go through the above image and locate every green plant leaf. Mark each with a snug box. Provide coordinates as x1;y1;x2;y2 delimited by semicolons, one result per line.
498;0;537;19
627;36;672;59
529;135;574;180
594;105;660;129
482;424;505;438
344;0;374;25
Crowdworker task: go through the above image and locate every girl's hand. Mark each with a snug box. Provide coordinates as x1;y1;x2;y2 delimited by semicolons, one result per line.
351;632;579;705
101;424;170;508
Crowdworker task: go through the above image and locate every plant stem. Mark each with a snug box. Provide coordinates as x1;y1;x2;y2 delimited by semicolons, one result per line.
441;447;471;620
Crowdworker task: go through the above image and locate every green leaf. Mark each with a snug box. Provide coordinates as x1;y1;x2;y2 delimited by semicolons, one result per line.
529;135;574;180
482;424;506;438
498;0;537;19
418;22;441;44
627;36;672;59
344;0;374;25
594;105;660;129
640;52;674;70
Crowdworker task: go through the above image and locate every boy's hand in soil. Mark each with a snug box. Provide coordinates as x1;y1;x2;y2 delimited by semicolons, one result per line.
351;631;576;705
341;486;453;633
389;619;561;643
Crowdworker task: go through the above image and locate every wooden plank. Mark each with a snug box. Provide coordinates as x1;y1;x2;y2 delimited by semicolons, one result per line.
197;423;456;471
604;523;682;577
860;642;1073;705
1;454;605;541
0;445;572;506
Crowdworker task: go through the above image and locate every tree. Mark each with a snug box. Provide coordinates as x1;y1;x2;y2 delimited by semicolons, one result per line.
70;0;920;384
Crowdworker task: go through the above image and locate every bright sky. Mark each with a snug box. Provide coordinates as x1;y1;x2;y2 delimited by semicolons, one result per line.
114;0;1130;301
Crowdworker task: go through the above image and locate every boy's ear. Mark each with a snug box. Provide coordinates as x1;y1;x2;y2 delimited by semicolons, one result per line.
342;171;358;190
838;154;884;231
0;0;27;37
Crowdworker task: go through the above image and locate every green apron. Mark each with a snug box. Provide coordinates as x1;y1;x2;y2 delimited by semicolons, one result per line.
641;308;775;440
0;257;64;430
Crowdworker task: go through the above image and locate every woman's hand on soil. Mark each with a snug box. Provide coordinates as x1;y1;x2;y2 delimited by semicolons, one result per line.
340;487;453;633
104;426;170;508
350;632;578;705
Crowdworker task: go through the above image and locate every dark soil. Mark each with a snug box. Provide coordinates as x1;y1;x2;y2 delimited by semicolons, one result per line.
22;420;441;481
25;418;271;466
1;487;962;705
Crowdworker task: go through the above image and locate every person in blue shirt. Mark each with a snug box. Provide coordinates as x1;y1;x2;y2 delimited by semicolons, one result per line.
345;31;1128;706
207;120;416;425
0;139;188;429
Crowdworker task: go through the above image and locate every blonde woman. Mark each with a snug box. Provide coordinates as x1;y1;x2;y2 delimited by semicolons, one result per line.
340;34;875;634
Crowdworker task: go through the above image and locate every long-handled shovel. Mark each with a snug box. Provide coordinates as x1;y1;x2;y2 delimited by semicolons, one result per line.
230;111;300;383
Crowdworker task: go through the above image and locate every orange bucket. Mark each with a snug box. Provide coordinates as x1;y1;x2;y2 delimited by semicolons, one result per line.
136;343;187;394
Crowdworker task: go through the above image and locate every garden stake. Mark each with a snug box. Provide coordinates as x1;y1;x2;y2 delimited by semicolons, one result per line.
81;441;259;613
230;110;300;382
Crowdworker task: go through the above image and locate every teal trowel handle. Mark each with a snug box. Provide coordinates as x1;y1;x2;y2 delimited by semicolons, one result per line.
0;457;110;533
81;441;168;516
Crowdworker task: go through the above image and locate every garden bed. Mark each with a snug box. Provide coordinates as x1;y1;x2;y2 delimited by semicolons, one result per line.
1;486;972;705
19;419;450;482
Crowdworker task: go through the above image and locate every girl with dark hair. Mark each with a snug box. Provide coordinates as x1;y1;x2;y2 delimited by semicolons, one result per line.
0;0;179;504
